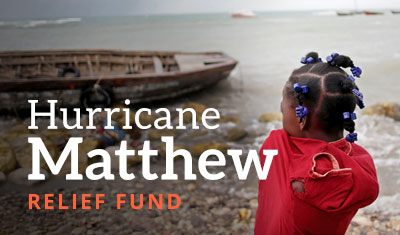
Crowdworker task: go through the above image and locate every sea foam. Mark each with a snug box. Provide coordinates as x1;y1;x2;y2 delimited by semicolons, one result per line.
0;18;81;28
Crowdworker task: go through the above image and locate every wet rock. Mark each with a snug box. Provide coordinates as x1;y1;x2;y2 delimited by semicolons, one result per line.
227;128;248;141
8;168;49;185
40;129;71;150
388;216;400;231
116;110;142;140
110;105;127;120
177;102;206;124
59;137;100;175
126;152;143;166
147;129;181;141
249;199;258;209
96;106;127;125
258;112;282;123
232;222;249;233
158;145;186;160
184;102;206;113
132;226;146;232
219;116;240;124
186;130;208;139
190;142;230;157
53;223;74;234
107;145;142;170
186;183;196;191
363;102;400;121
115;108;134;126
2;124;31;140
213;207;231;216
239;208;252;222
139;113;161;126
352;214;373;227
366;230;379;235
40;129;70;139
190;215;204;228
0;138;16;174
0;171;5;182
71;227;86;235
9;134;59;172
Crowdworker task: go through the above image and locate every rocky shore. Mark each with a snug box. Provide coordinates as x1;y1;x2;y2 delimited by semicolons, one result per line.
1;101;400;234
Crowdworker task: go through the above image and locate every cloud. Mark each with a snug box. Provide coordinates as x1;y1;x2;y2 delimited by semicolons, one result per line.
0;0;398;19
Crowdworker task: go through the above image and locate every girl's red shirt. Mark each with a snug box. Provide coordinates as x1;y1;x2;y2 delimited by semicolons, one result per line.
255;129;379;235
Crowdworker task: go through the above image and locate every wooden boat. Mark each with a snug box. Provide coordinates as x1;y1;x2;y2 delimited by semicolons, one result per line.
0;49;237;109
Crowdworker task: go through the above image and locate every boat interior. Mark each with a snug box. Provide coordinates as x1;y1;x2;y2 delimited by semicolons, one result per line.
0;50;232;79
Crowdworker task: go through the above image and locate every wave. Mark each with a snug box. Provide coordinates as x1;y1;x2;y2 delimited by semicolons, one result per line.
362;193;400;214
0;17;81;28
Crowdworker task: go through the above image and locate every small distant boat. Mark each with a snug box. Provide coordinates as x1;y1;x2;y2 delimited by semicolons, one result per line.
232;10;256;18
364;11;384;15
391;10;400;14
336;11;354;16
0;50;237;109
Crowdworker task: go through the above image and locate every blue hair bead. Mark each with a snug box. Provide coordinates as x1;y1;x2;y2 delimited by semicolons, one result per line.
301;56;315;64
343;112;357;120
347;75;355;82
345;132;358;143
331;53;339;58
318;58;323;62
351;66;362;77
352;89;365;109
358;100;365;109
352;89;364;100
301;85;308;93
295;105;308;119
294;83;302;92
293;83;308;93
306;57;314;64
326;53;339;63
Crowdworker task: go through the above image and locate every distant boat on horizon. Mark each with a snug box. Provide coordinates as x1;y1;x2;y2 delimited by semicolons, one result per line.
364;11;384;15
231;10;256;19
336;11;354;16
336;10;384;16
391;10;400;14
336;0;384;16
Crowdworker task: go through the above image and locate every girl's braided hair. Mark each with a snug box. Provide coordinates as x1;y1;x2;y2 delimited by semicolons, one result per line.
286;52;364;142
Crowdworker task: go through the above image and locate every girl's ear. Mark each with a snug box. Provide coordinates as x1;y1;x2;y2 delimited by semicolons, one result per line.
299;115;309;131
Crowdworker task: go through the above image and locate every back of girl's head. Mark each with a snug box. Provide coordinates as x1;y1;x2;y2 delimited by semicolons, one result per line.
286;52;364;142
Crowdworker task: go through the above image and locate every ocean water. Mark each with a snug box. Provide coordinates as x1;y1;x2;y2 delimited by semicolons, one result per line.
1;11;400;213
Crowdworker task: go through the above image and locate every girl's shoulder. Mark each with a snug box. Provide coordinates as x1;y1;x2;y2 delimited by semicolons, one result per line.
349;142;371;156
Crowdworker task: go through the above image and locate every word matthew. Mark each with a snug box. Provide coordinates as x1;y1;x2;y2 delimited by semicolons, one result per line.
27;100;278;181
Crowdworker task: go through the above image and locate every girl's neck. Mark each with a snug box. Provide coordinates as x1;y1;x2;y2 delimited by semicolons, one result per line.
303;129;344;143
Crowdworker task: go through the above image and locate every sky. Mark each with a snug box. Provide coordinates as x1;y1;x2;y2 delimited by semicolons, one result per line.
0;0;399;20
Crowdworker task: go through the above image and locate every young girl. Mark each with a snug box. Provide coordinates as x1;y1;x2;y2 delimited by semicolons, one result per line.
255;52;379;234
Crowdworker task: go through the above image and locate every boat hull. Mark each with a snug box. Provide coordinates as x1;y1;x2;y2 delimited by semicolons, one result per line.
0;50;237;109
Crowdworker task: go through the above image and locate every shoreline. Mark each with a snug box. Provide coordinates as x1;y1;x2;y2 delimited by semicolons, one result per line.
1;101;400;234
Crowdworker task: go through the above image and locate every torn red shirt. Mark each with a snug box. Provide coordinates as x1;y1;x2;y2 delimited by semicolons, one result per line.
255;129;379;235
